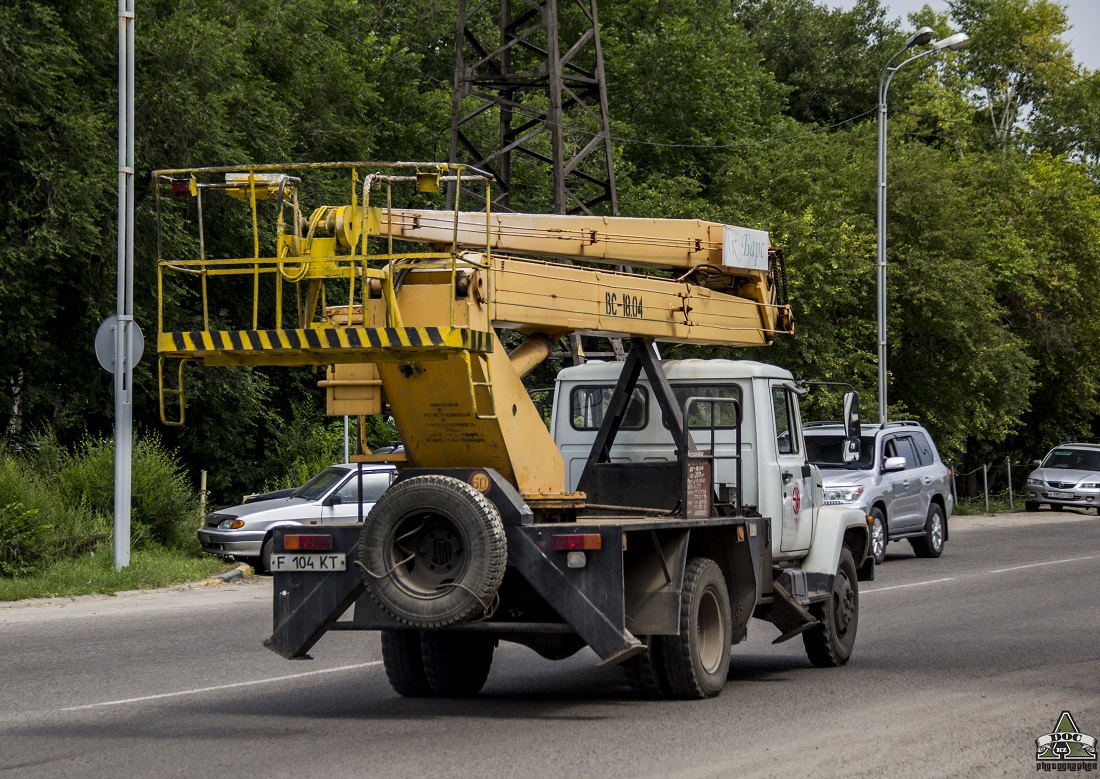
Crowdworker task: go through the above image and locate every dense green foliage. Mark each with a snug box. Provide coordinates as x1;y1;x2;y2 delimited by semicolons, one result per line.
2;0;1100;503
0;431;200;576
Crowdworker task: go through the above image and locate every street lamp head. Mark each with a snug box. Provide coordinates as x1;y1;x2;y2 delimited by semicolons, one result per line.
933;32;970;52
906;27;935;48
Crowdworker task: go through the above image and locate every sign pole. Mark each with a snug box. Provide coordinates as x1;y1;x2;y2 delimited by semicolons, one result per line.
113;0;136;570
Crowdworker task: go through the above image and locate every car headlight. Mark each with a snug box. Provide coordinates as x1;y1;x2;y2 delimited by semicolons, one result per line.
1081;482;1100;489
1027;477;1042;486
217;518;246;530
823;486;864;504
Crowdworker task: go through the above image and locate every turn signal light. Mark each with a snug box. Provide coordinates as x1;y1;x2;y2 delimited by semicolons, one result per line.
283;534;334;551
551;533;602;551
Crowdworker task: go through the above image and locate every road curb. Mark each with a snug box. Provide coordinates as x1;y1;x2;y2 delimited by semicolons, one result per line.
202;563;254;586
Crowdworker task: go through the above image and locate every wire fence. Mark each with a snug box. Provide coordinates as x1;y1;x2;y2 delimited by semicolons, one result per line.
949;457;1037;512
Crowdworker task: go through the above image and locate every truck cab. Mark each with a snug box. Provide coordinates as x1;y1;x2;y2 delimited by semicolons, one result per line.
552;359;850;563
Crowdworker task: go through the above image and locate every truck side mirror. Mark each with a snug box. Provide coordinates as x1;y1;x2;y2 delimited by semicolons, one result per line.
842;437;861;463
323;494;342;506
842;391;861;439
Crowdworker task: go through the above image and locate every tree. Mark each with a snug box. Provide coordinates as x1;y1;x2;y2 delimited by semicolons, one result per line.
948;0;1075;147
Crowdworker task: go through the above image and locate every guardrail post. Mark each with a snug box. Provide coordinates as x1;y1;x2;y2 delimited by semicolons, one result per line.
1006;456;1014;510
983;463;989;514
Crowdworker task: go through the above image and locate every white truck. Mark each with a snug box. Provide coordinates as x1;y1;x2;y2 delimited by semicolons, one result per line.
152;161;872;699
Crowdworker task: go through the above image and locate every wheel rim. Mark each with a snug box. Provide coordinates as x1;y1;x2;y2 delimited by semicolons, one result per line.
871;518;885;559
833;571;855;639
696;586;725;674
386;511;470;598
931;513;944;551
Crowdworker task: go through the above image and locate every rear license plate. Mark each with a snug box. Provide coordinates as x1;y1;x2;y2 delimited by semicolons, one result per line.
270;553;346;572
1047;492;1075;500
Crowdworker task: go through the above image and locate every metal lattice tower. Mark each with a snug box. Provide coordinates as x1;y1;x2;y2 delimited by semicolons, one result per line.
448;0;618;217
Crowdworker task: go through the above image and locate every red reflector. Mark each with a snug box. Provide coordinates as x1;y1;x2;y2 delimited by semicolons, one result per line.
283;534;333;551
551;533;602;551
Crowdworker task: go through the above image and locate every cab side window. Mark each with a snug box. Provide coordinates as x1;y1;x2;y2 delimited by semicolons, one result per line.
772;386;800;455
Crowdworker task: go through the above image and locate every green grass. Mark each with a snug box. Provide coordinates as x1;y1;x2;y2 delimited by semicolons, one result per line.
953;494;1022;515
0;547;233;601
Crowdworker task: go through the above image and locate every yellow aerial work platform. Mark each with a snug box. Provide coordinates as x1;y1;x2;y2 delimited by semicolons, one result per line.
151;161;791;501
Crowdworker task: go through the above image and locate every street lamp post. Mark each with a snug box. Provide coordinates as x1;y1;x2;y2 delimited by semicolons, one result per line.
876;28;969;424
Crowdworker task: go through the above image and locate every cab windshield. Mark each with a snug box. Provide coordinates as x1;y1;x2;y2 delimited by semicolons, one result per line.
806;434;876;470
1042;448;1100;471
292;467;349;501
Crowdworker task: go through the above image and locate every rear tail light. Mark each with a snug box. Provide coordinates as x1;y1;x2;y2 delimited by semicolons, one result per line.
283;534;334;551
946;466;953;487
551;533;602;551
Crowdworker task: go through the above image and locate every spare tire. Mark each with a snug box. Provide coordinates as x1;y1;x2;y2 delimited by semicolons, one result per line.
359;474;506;628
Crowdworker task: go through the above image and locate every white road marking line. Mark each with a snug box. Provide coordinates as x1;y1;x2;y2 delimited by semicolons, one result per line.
862;577;956;593
59;661;383;711
989;556;1096;574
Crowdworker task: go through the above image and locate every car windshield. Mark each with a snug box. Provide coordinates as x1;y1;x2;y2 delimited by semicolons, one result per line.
1042;448;1100;471
806;434;877;470
291;467;349;500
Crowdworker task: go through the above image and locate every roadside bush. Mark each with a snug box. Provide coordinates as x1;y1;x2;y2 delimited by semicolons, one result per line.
33;430;200;550
0;429;202;578
0;452;110;575
0;502;50;576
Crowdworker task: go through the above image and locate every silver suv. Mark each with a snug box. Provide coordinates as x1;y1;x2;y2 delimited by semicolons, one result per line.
805;421;954;564
1025;440;1100;514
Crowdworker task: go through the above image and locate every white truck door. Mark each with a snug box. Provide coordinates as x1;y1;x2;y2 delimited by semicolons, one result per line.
772;383;814;552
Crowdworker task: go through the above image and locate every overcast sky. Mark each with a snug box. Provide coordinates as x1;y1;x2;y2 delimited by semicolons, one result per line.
824;0;1100;71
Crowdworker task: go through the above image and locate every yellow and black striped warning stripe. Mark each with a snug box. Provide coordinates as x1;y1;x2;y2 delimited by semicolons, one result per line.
158;326;492;355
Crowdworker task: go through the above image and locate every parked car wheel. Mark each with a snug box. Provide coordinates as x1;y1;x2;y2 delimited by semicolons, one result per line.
911;503;945;558
869;508;887;565
259;535;274;573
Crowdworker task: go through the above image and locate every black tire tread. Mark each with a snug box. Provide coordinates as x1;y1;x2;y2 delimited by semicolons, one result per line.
623;642;669;698
421;632;495;697
380;629;432;697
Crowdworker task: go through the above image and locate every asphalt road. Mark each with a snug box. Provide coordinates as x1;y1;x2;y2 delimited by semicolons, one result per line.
2;510;1097;778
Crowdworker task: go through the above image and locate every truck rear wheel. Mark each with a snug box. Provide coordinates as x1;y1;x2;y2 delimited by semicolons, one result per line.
656;557;732;699
360;475;506;628
421;632;496;697
803;548;858;667
623;642;670;698
380;629;432;697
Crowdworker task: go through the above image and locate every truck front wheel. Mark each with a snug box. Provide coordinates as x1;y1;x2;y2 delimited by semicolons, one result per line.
656;557;732;699
803;548;858;667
